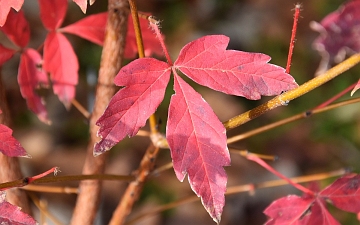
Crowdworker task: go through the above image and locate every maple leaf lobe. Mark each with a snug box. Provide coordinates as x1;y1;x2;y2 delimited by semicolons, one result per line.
94;58;171;155
174;35;297;100
167;74;229;223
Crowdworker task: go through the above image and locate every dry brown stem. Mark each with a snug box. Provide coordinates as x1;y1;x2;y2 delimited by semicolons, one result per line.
70;1;129;224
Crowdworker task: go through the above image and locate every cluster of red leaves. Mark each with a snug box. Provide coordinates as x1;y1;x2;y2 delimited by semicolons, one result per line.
0;0;96;25
1;0;360;224
0;0;162;124
265;174;360;225
311;0;360;109
95;33;298;222
311;0;360;74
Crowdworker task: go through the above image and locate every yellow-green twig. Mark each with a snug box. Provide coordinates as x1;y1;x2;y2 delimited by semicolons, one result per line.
223;54;360;130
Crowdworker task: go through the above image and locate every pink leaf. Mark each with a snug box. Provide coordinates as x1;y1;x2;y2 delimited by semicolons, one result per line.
296;200;340;225
0;0;24;26
0;124;29;158
124;14;164;58
319;174;360;213
351;79;360;96
73;0;87;13
95;58;171;155
18;48;50;124
0;192;37;224
39;0;67;30
0;9;29;47
0;44;16;65
311;1;360;73
174;35;297;100
43;32;79;108
61;12;107;45
264;195;314;225
166;73;230;223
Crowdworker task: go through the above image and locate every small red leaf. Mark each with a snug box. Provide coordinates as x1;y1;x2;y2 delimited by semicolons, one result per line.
39;0;67;30
311;1;360;73
18;48;50;124
264;195;314;225
166;73;230;223
43;32;79;108
73;0;87;13
95;58;171;155
0;0;24;26
0;124;29;158
0;44;16;65
0;191;37;224
0;9;29;47
61;12;107;45
319;174;360;213
124;14;164;58
174;35;297;100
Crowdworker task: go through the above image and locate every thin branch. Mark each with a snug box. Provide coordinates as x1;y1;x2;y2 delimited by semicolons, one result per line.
71;98;91;119
29;193;65;225
0;174;134;191
108;1;163;224
314;82;357;109
150;149;276;176
229;148;277;161
128;0;157;134
21;185;78;194
286;3;301;73
126;168;347;225
109;144;160;225
223;53;360;130
136;129;151;137
227;97;360;144
70;1;130;224
246;154;314;195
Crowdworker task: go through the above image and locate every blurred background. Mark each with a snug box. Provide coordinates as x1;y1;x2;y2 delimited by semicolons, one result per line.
2;0;360;224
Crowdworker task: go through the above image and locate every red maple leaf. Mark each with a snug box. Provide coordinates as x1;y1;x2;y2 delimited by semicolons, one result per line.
167;73;230;222
18;48;50;124
264;174;360;224
43;31;79;108
95;58;171;154
0;191;37;224
38;0;161;109
0;0;24;26
174;35;297;100
39;0;67;30
0;112;29;157
311;0;360;74
0;9;29;48
61;12;107;45
95;35;297;222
